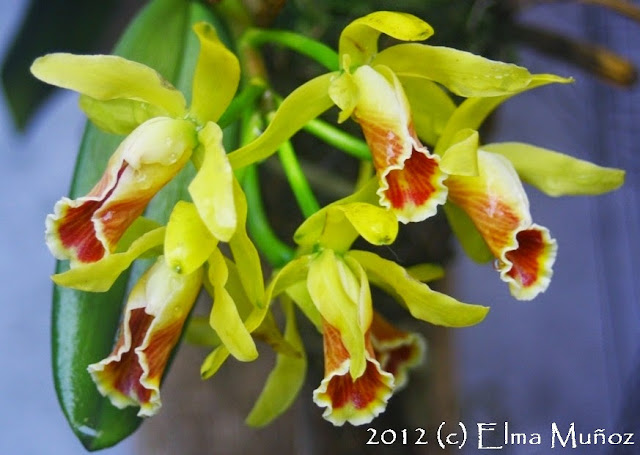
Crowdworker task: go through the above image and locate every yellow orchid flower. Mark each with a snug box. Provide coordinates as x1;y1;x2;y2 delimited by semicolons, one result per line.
88;255;203;416
369;312;426;391
433;91;625;300
254;181;488;426
33;22;240;266
228;11;556;224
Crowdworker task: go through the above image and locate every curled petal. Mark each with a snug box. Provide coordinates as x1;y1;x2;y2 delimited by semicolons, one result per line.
446;150;557;299
52;226;165;292
294;202;398;252
46;117;196;265
370;313;425;390
31;53;187;117
349;65;447;223
313;322;394;426
88;257;202;417
339;11;434;67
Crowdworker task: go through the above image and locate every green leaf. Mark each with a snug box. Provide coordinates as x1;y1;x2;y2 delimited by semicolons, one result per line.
51;0;232;450
482;142;625;196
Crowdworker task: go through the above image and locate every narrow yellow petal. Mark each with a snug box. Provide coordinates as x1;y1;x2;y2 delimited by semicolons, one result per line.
208;248;258;362
350;250;489;327
52;227;165;292
483;142;625;196
228;73;335;169
189;121;236;242
374;44;533;97
31;53;186;116
246;300;307;427
190;22;240;123
165;201;217;275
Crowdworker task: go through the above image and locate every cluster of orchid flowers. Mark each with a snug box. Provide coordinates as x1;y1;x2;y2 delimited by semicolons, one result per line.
35;12;624;428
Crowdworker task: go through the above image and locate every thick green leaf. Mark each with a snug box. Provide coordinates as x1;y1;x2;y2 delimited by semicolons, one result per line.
51;0;232;450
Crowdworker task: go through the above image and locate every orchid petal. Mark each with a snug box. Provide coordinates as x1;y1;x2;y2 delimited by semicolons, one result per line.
88;257;202;417
52;227;165;292
228;179;264;307
483;142;625;196
285;281;323;331
200;346;231;379
370;312;425;390
435;73;573;155
294;202;398;252
31;53;187;116
398;75;455;146
406;263;445;282
78;96;167;135
189;22;240;124
349;250;489;326
446;151;558;299
313;323;394;426
374;44;534;97
443;202;493;263
208;248;258;362
439;128;479;176
246;300;307;427
349;65;447;223
165;201;217;275
46;117;195;265
339;12;433;67
228;73;335;169
328;71;359;123
188;121;236;242
308;249;368;379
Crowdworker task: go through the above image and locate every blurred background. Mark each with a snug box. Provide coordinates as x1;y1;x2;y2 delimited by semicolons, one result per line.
1;0;638;454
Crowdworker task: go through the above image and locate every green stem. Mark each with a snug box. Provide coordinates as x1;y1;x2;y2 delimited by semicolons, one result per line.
303;118;371;161
218;77;268;128
277;138;320;218
239;110;295;266
241;28;340;72
243;165;295;267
